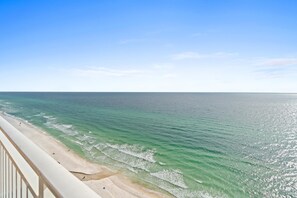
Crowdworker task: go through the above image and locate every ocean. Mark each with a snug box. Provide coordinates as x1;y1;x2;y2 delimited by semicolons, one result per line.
0;92;296;198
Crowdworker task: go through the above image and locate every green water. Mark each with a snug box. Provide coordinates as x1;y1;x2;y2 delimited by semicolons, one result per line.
0;93;296;197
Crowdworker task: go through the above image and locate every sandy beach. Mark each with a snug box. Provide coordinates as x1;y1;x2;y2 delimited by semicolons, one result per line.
1;113;170;198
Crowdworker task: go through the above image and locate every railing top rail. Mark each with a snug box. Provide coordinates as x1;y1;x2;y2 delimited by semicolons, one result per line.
0;116;100;198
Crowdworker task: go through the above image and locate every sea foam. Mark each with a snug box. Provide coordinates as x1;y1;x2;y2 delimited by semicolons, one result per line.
150;169;188;189
93;143;155;172
105;143;156;163
43;115;78;136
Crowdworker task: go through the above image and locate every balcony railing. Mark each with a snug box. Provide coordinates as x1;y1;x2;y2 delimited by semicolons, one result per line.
0;116;100;198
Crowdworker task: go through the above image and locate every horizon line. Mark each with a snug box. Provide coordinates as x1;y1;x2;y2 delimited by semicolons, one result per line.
0;91;296;94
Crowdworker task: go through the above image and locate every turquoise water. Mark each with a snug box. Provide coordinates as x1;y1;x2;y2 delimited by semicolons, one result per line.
0;93;296;197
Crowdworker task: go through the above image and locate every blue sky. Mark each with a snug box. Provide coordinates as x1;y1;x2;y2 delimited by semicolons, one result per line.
0;0;297;92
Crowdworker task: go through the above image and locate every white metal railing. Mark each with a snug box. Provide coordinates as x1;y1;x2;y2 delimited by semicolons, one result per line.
0;116;100;198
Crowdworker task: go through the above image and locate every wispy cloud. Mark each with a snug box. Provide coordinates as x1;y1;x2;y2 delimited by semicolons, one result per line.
72;67;148;77
254;57;297;78
162;73;177;78
71;65;177;79
119;38;147;45
191;33;204;37
254;67;288;78
172;51;236;60
257;58;297;67
152;63;173;69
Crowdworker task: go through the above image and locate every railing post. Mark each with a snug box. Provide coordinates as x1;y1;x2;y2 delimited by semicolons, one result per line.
1;116;100;198
0;143;2;196
5;151;6;198
0;145;1;196
39;178;44;198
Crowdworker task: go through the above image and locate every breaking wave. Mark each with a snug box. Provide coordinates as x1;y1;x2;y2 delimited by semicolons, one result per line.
25;112;208;197
150;169;188;188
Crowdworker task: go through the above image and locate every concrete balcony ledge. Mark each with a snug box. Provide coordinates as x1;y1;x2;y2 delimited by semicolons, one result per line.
0;116;100;198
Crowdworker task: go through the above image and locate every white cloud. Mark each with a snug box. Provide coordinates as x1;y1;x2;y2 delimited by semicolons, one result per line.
172;51;236;60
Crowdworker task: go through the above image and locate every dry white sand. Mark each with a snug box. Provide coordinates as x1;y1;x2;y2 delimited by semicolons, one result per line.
1;113;171;198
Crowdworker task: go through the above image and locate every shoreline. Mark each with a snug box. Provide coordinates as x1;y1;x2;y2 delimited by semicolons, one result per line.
1;112;171;198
